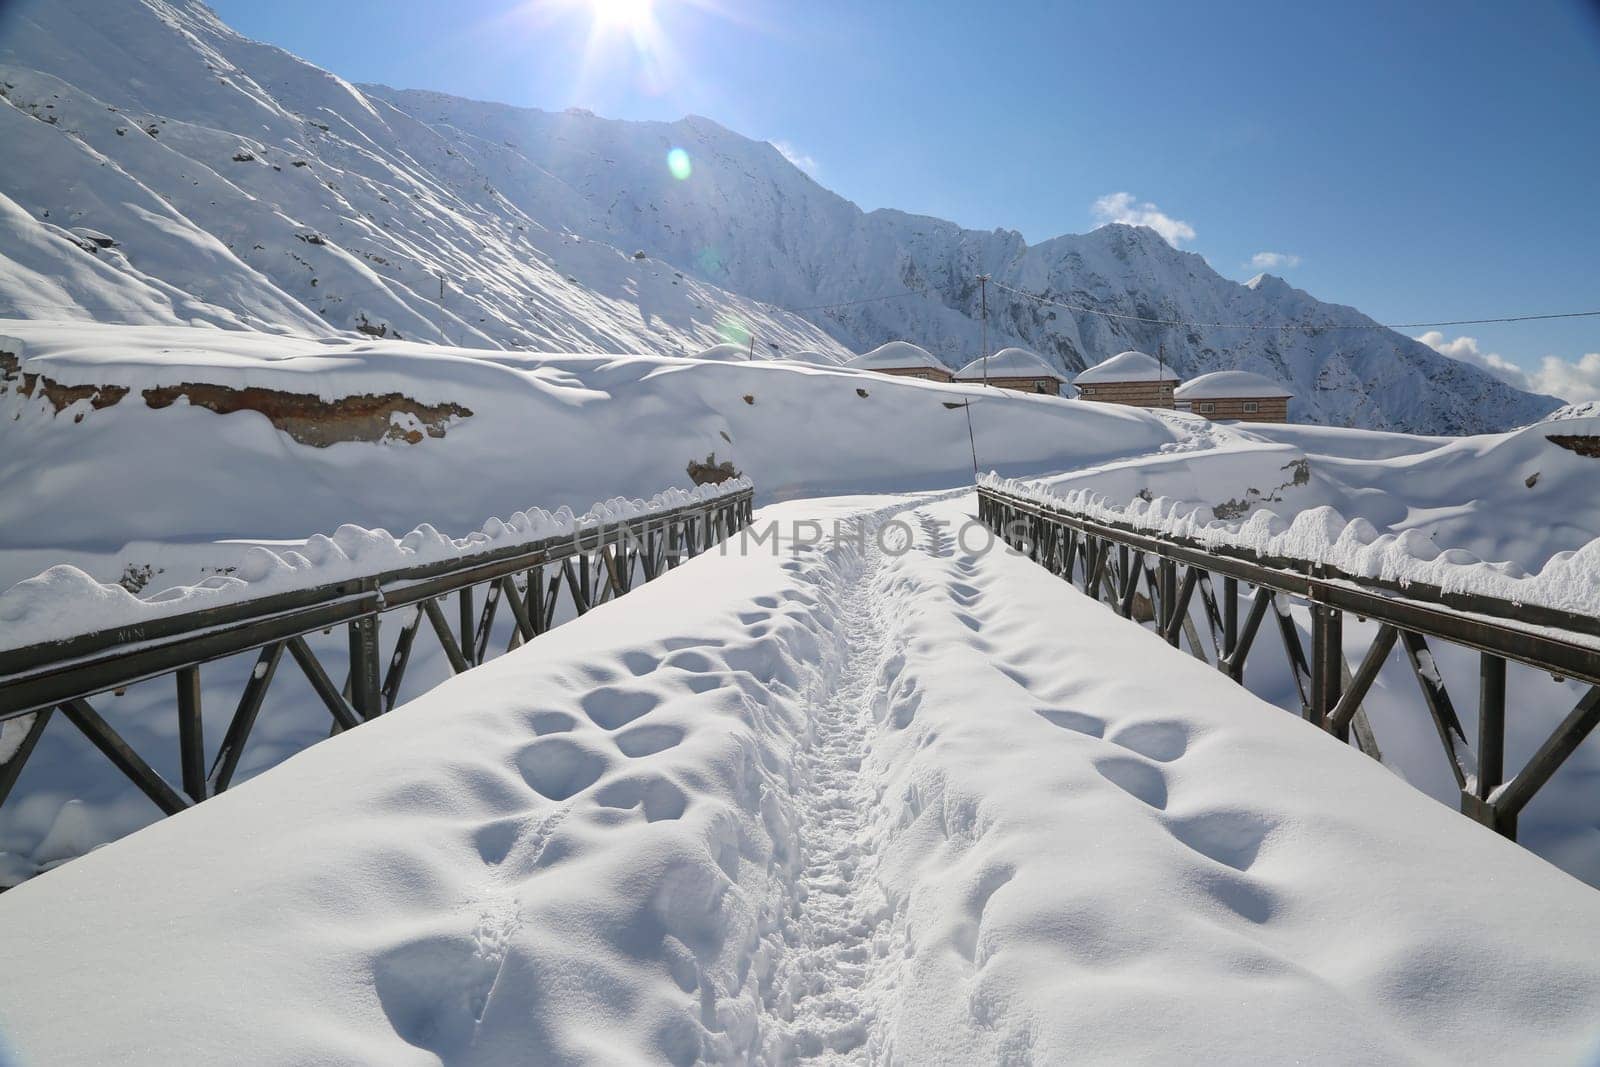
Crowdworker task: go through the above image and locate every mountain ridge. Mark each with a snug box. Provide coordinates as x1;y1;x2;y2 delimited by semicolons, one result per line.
0;0;1563;432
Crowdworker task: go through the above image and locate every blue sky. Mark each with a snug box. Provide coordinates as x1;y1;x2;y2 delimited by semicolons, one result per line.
211;0;1600;396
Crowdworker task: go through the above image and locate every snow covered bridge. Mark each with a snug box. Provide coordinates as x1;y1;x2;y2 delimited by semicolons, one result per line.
1;490;1598;1064
0;483;753;832
978;481;1600;845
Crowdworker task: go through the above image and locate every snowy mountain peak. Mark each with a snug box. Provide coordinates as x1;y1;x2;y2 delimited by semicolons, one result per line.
0;0;1565;432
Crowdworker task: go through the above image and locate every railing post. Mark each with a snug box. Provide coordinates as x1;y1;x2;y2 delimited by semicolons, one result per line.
348;584;382;721
1157;558;1176;634
1463;653;1511;837
1311;603;1342;731
458;585;475;668
1222;576;1238;668
176;664;206;802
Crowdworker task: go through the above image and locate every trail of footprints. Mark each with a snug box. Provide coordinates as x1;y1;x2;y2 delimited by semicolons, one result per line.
1028;685;1277;920
925;510;1280;931
376;498;1280;1057
374;587;825;1059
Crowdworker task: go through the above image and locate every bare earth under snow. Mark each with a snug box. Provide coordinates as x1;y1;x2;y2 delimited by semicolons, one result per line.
2;494;1597;1065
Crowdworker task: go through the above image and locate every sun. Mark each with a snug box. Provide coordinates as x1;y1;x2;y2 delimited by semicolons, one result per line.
589;0;654;30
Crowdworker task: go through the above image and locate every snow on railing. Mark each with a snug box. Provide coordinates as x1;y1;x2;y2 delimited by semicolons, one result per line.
978;471;1600;619
977;478;1600;847
0;478;753;654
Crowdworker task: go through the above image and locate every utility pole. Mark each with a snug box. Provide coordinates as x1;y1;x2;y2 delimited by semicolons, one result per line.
978;274;991;386
437;273;448;345
964;401;979;476
748;334;755;361
1158;342;1168;407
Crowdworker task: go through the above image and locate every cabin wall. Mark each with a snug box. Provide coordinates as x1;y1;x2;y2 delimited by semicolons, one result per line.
875;366;954;382
957;375;1062;396
1076;380;1176;408
1181;396;1291;422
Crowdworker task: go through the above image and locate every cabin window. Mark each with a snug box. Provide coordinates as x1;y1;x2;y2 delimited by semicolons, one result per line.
1082;387;1096;395
1243;401;1259;414
1199;402;1216;414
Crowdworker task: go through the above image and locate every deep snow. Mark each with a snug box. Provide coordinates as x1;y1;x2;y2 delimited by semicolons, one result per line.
4;322;1599;887
0;318;1183;881
0;319;1177;585
2;493;1597;1064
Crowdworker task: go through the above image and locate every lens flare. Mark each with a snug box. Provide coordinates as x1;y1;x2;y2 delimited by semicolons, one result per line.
716;313;749;346
666;147;692;180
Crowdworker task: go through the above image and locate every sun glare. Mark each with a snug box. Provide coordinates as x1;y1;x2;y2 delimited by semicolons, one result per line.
589;0;653;30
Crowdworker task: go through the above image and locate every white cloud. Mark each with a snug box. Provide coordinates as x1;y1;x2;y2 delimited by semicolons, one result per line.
1091;192;1196;248
1416;331;1600;403
771;140;818;176
1530;352;1600;404
1249;251;1301;270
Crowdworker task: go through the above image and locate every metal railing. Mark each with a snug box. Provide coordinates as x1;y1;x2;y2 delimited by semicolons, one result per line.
979;484;1600;843
0;487;754;825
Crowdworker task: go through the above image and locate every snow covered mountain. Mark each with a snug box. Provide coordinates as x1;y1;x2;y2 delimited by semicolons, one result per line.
0;0;1563;432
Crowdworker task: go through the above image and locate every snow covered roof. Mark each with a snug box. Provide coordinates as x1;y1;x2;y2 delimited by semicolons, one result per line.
778;348;841;366
693;342;753;362
1175;370;1293;400
847;341;946;372
1074;350;1181;384
954;347;1064;381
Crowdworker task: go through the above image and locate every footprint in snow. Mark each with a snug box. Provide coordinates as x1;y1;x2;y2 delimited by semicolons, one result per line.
516;736;608;801
596;774;688;821
614;722;686;758
1094;754;1169;810
1108;720;1191;763
1163;809;1275;873
580;686;661;729
1034;707;1106;738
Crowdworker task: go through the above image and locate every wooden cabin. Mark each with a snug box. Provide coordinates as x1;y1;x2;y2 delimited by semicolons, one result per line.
1073;350;1180;408
953;347;1068;395
846;341;954;382
1175;370;1293;423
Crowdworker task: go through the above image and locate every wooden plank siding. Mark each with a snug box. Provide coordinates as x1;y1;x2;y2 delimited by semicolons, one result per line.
960;375;1062;395
1182;396;1290;422
1076;380;1176;408
874;366;954;382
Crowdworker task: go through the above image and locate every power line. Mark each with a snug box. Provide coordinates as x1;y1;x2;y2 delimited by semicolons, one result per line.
988;279;1600;332
8;273;1597;339
776;287;932;313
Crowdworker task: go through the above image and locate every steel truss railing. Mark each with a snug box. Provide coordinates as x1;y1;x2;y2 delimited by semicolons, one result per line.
979;485;1600;843
0;488;754;830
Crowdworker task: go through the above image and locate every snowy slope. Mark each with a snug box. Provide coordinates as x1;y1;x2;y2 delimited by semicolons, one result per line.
366;82;1562;432
0;0;850;359
0;319;1174;585
0;0;1561;432
2;493;1597;1064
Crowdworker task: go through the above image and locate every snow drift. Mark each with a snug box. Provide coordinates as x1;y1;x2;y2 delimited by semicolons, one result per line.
1;494;1596;1064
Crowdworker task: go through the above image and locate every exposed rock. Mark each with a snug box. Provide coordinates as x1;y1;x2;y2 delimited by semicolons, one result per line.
1;351;130;420
686;452;740;486
1548;434;1600;459
354;315;388;338
3;351;471;445
117;563;161;594
1211;458;1311;520
141;383;472;447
